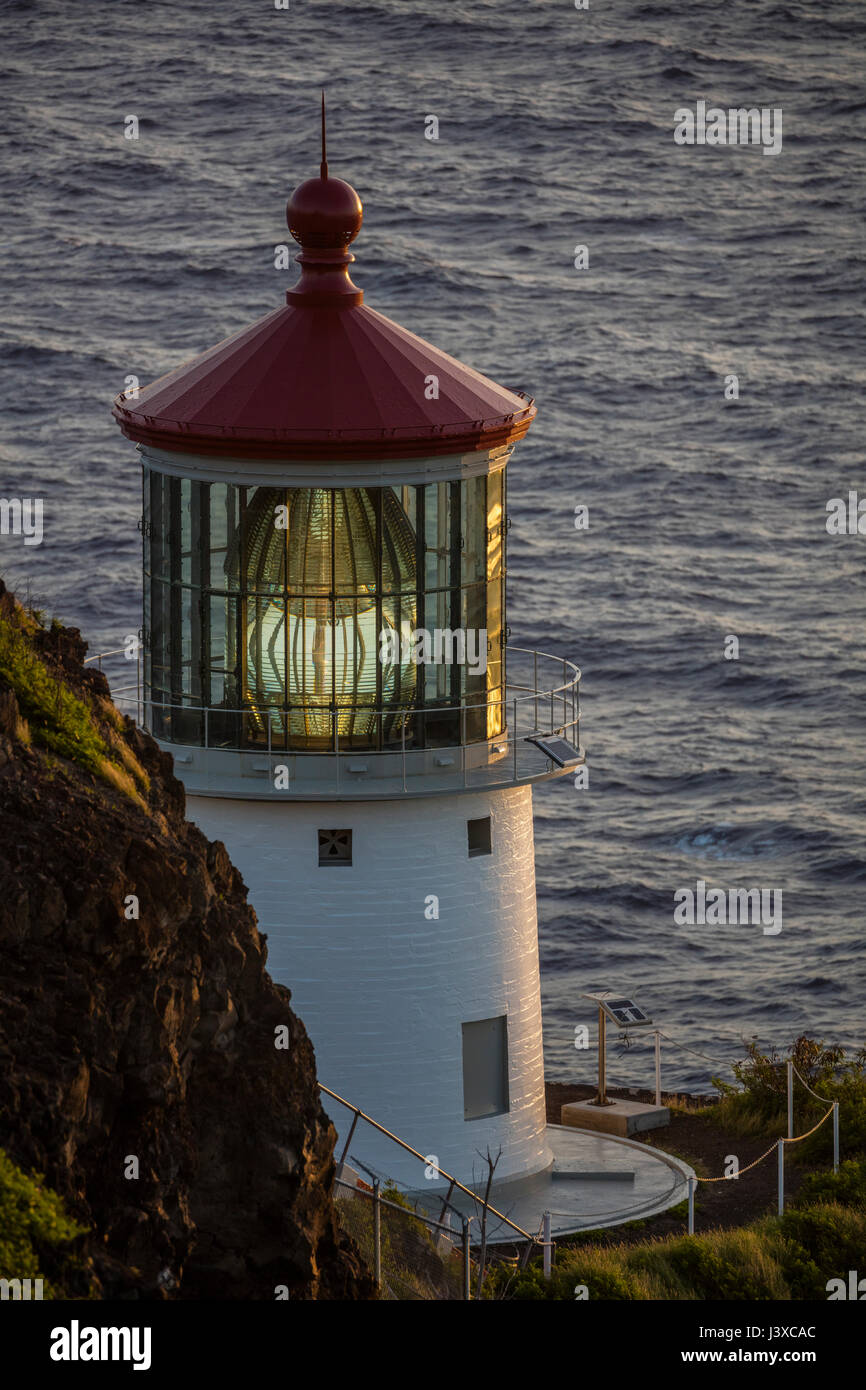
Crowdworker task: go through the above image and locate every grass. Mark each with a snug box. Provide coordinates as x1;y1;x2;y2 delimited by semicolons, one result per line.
0;610;149;809
335;1184;466;1300
486;1161;866;1300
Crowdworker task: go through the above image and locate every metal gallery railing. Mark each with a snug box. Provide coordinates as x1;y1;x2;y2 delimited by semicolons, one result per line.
90;645;581;793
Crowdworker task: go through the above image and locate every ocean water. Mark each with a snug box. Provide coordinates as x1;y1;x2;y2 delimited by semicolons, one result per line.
1;0;863;1089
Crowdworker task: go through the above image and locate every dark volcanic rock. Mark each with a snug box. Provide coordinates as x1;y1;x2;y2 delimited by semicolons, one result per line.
0;582;372;1300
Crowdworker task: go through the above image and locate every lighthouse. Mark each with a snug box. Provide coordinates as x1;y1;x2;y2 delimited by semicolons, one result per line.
113;116;582;1189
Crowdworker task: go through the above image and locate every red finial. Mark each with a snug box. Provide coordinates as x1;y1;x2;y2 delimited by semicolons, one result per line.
284;95;364;306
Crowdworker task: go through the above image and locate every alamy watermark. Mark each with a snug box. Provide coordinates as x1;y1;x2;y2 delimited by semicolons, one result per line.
379;626;487;677
0;497;43;546
674;101;782;157
1;1277;43;1299
674;880;782;936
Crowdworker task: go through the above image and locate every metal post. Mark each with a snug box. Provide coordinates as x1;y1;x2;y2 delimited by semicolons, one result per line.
562;656;567;728
787;1060;793;1140
204;705;208;753
512;697;518;781
437;1178;456;1228
542;1211;552;1280
598;1004;606;1105
373;1179;382;1290
833;1102;839;1173
335;718;340;796
462;1217;471;1301
777;1139;784;1215
338;1109;360;1167
534;648;538;728
401;718;406;793
687;1176;695;1234
462;705;467;788
654;1029;661;1108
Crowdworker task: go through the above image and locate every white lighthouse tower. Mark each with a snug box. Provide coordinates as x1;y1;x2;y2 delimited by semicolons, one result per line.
113;124;582;1189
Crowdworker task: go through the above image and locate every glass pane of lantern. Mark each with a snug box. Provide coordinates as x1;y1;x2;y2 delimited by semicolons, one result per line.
424;481;453;591
462;473;487;585
333;488;377;595
383;487;417;594
243;486;286;594
288;489;331;595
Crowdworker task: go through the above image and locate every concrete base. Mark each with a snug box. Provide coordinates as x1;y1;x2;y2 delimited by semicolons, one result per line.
561;1098;670;1137
409;1124;693;1242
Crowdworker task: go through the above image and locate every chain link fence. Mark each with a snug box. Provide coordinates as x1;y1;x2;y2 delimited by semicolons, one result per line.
335;1174;473;1300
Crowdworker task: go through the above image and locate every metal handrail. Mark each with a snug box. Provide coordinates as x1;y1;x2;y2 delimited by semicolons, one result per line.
319;1082;537;1245
97;645;579;750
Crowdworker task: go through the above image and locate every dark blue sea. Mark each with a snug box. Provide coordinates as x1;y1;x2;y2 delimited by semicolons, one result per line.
1;0;863;1089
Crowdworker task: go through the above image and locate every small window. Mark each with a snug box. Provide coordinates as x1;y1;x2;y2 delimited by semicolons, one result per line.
318;829;352;866
467;816;492;857
462;1016;509;1120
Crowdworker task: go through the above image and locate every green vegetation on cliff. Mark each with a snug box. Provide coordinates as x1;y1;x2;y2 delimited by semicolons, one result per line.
0;604;149;807
0;1148;96;1299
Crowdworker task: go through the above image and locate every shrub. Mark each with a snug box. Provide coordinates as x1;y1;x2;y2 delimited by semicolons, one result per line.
0;1149;95;1299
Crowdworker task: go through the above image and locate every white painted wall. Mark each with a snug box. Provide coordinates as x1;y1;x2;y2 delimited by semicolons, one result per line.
188;785;551;1189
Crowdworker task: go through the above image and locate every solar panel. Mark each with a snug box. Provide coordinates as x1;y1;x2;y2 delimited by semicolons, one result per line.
581;991;653;1028
524;735;582;768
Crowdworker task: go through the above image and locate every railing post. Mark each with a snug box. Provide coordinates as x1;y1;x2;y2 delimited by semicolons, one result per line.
338;1108;360;1167
401;717;407;793
512;697;518;781
335;715;340;796
437;1178;456;1228
777;1138;785;1215
833;1101;839;1173
533;648;538;727
204;705;208;753
373;1178;382;1290
542;1211;552;1280
462;1217;472;1301
687;1176;695;1234
654;1029;661;1108
787;1060;793;1140
462;705;467;788
562;656;567;728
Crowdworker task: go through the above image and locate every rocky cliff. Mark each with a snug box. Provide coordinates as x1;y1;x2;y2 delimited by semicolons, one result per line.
0;580;372;1299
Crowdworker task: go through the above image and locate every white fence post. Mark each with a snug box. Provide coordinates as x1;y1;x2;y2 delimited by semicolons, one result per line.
787;1060;794;1139
654;1029;661;1108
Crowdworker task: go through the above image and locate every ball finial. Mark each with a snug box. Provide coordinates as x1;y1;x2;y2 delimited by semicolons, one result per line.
286;91;363;250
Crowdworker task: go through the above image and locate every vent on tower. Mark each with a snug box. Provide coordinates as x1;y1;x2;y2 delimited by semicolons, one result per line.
318;828;353;866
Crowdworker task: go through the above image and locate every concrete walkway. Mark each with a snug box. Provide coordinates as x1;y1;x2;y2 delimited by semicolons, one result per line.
410;1124;694;1244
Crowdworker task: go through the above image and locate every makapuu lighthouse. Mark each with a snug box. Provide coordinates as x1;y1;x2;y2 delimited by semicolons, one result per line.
113;109;583;1188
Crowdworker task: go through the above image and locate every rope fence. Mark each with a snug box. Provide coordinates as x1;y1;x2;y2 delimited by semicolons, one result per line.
575;1021;845;1246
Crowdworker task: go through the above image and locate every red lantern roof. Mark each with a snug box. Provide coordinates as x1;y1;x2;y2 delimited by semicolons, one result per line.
114;108;535;462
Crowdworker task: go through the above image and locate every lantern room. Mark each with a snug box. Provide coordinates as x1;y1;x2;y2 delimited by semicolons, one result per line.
139;469;506;751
